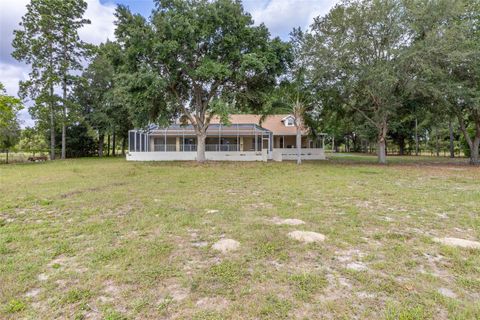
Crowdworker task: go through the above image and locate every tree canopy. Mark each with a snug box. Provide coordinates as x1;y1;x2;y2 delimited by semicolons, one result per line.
12;0;90;160
7;0;480;165
114;0;291;161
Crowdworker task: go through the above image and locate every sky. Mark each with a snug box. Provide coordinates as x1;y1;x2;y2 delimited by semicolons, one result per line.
0;0;338;127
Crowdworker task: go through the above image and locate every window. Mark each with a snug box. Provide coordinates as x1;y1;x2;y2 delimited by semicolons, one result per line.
285;117;294;127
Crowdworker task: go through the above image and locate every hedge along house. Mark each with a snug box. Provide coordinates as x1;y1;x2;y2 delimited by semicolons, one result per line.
127;114;326;161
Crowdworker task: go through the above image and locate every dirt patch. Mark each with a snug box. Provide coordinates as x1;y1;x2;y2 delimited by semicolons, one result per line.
25;288;41;298
49;255;73;267
288;231;326;243
250;202;274;209
433;237;480;249
212;239;240;253
438;287;457;299
38;273;49;281
356;291;376;299
192;241;209;248
159;283;189;302
104;282;122;296
196;297;229;311
271;217;305;226
335;249;364;263
346;262;368;272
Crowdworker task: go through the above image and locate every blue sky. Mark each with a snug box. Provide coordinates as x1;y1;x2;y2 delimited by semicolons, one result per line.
1;0;338;126
100;0;153;17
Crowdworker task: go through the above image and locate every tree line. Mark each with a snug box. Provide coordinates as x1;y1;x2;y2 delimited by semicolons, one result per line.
3;0;479;164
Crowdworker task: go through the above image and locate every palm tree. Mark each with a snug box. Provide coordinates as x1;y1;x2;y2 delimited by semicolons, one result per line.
261;82;314;165
261;27;317;164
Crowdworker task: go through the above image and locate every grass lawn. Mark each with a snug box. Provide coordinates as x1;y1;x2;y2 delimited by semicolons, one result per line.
1;156;479;319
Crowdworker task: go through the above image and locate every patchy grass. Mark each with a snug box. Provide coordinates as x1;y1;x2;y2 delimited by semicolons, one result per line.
0;155;480;319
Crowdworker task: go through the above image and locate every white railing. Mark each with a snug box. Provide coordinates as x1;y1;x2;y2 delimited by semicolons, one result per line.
180;144;197;152
205;144;239;152
153;144;177;152
152;144;243;152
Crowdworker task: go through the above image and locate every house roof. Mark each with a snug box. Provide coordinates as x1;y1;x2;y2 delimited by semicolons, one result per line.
210;114;307;135
145;123;271;136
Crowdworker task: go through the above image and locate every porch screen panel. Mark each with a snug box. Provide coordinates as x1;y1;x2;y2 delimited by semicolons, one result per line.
135;132;141;152
140;133;145;152
129;131;135;152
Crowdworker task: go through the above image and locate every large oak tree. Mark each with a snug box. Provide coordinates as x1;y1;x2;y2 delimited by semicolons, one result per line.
307;0;408;164
114;0;290;162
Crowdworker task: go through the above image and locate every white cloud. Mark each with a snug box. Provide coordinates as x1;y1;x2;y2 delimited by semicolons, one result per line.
79;0;117;45
0;61;32;126
0;0;29;64
0;62;27;96
0;0;117;127
248;0;338;38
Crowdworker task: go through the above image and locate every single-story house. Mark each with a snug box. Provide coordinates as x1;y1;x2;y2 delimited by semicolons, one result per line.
126;114;326;161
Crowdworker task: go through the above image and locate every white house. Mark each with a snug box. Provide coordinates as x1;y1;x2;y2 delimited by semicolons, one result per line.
127;114;326;161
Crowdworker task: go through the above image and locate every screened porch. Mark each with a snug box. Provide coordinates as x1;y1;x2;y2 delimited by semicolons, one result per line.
128;123;272;153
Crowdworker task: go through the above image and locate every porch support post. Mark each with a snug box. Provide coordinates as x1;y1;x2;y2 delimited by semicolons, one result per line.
322;136;325;149
255;130;257;152
219;124;222;152
164;129;167;152
268;132;275;152
240;137;244;151
176;137;180;152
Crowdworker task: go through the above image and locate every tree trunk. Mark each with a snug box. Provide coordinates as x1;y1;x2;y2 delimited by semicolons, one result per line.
471;136;480;165
378;139;386;164
435;127;440;157
296;126;302;165
61;76;67;159
415;117;419;156
5;150;8;164
107;134;110;156
98;133;104;157
122;135;126;155
377;121;387;164
50;84;55;160
61;123;66;159
112;129;116;156
398;137;405;155
457;114;480;165
449;120;455;158
196;131;207;162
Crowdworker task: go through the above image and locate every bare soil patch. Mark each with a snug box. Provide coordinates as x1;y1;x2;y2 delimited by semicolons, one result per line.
212;239;240;253
288;231;326;243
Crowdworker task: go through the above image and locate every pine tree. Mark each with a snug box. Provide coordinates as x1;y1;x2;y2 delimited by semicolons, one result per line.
12;0;90;159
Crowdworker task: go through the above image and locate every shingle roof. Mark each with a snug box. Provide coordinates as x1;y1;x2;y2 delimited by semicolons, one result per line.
210;114;307;135
146;123;271;136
